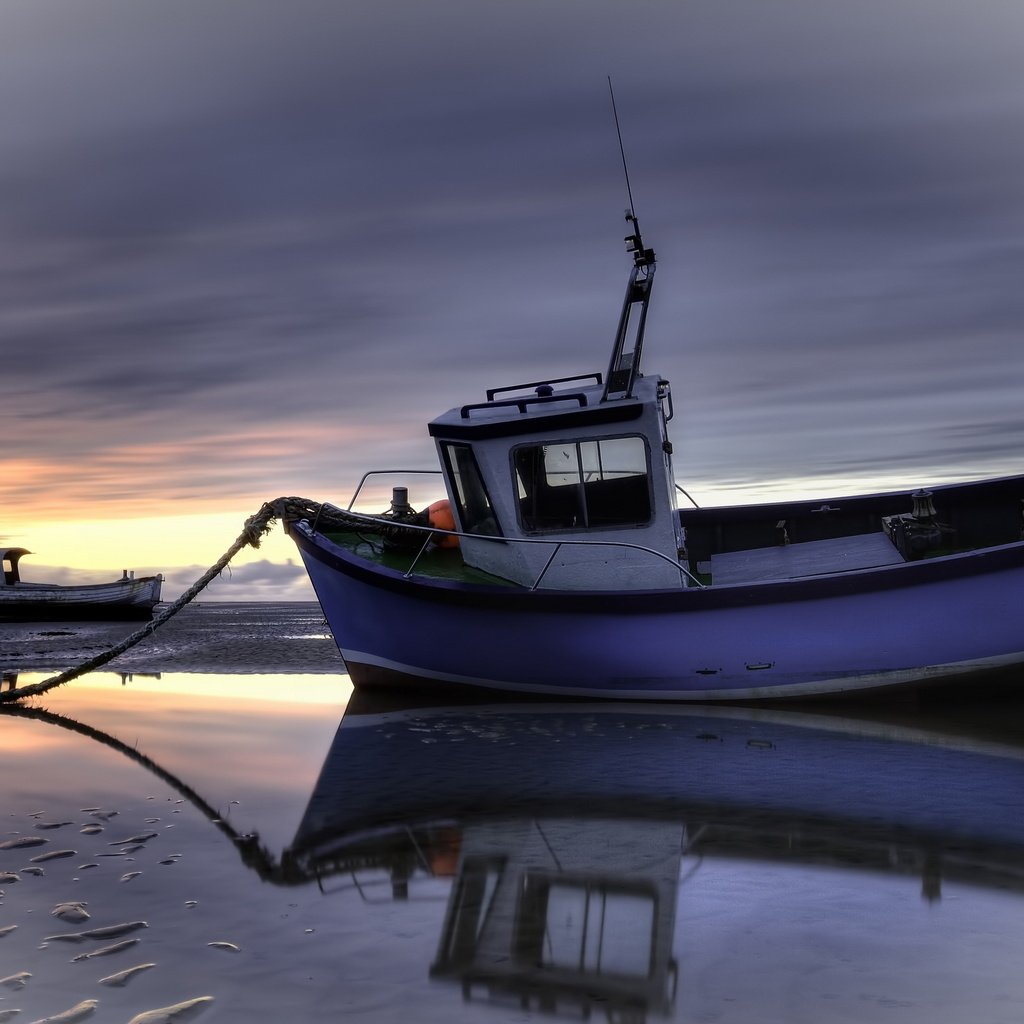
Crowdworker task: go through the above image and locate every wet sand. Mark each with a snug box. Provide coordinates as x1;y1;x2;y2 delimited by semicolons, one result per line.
0;601;345;676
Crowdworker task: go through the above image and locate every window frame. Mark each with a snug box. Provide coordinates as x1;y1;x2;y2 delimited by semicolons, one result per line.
439;442;504;538
511;433;654;535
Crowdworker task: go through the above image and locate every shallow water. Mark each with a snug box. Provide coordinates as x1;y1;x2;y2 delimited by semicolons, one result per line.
3;606;1024;1022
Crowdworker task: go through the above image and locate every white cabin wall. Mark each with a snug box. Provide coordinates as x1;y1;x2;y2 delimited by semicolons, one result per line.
436;378;684;590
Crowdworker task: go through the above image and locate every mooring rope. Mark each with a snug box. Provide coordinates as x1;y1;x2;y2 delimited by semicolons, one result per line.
0;499;291;704
0;495;438;705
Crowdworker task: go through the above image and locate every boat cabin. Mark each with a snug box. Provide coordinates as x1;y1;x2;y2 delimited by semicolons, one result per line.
427;214;685;590
428;373;682;589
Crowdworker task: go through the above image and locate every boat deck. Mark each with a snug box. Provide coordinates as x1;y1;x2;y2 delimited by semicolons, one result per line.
333;526;914;591
709;532;905;586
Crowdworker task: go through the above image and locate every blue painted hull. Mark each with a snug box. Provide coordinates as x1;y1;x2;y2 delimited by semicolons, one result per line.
291;521;1024;701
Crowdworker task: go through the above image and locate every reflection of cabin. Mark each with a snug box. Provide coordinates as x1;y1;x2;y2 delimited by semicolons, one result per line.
431;818;682;1020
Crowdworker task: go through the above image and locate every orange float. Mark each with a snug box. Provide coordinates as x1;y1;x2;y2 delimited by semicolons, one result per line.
426;499;459;548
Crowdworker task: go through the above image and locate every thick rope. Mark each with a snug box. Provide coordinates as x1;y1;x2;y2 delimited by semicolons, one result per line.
0;495;434;705
0;501;286;704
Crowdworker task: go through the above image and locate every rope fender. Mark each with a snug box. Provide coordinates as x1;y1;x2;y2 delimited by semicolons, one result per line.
0;497;335;705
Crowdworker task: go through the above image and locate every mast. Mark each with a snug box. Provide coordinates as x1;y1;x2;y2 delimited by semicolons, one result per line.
602;78;657;402
601;211;656;401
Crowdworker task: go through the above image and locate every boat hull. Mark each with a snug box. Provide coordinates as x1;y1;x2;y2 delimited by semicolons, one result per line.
290;522;1024;701
0;577;163;622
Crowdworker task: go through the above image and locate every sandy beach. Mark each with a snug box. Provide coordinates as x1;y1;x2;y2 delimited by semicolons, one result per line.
0;601;345;677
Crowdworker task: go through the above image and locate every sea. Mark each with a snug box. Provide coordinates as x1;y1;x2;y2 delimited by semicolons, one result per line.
2;602;1024;1023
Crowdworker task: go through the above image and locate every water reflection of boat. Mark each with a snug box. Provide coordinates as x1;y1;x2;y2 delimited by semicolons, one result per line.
280;696;1024;1020
1;669;161;690
8;697;1024;1021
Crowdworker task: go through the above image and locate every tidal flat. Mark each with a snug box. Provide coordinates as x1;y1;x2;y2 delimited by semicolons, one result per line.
3;603;1024;1023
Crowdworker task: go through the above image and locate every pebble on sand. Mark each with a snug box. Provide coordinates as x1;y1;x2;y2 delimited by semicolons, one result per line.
69;937;140;962
98;962;157;988
125;996;214;1024
206;941;240;953
50;903;89;923
0;837;48;851
27;997;98;1023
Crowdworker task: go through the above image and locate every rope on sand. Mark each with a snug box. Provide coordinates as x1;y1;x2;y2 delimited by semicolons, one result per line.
0;500;292;705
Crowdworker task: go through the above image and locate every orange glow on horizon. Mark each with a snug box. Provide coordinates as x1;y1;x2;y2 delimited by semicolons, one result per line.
12;669;352;708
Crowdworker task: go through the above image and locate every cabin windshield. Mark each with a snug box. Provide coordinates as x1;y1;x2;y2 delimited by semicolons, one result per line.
513;435;652;533
441;442;502;536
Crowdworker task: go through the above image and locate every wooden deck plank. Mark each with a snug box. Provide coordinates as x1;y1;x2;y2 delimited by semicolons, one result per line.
711;532;904;585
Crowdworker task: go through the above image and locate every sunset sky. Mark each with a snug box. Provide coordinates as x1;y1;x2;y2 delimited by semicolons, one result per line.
4;0;1024;600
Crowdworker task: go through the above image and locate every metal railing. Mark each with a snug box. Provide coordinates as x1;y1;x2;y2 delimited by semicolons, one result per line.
315;505;704;591
346;469;444;510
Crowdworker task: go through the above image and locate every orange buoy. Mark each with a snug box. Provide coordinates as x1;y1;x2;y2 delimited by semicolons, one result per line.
426;499;459;548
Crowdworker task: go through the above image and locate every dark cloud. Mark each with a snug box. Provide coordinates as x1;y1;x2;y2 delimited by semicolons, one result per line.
3;0;1024;541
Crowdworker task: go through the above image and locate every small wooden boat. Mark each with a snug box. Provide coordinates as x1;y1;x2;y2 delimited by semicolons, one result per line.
280;212;1024;701
0;546;163;621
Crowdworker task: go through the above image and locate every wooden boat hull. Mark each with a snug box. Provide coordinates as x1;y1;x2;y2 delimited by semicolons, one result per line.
0;576;163;622
290;520;1024;701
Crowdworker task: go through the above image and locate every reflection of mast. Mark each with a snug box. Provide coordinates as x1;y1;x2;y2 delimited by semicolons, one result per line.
431;818;682;1021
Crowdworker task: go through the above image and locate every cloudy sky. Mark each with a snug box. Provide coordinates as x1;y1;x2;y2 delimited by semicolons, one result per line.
3;0;1024;600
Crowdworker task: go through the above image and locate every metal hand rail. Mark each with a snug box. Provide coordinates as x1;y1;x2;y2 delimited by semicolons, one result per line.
346;469;444;510
361;516;705;590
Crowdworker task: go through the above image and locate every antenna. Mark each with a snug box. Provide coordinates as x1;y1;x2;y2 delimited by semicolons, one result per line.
606;76;654;269
608;75;637;221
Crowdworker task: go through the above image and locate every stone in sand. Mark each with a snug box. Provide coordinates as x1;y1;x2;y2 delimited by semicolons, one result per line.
98;963;157;988
126;997;213;1024
108;832;157;846
44;921;148;944
51;903;89;924
206;941;240;953
0;837;47;851
0;971;31;990
28;999;98;1023
28;850;75;864
70;938;139;962
0;924;18;937
0;1009;23;1022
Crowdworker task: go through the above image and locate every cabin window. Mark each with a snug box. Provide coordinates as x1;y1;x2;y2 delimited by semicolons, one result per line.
513;435;652;532
515;874;656;978
440;442;502;536
435;857;507;968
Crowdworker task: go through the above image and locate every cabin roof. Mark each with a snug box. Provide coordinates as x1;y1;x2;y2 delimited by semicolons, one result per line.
427;375;657;441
